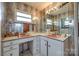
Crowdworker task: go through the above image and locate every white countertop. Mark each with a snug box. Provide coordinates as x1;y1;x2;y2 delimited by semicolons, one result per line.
2;32;71;42
28;32;71;41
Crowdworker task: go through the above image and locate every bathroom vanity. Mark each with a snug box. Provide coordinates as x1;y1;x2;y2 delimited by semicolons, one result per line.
1;33;71;56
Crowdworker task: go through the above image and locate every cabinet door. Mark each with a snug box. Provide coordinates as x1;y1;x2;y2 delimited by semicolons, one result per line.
48;40;55;56
48;39;64;56
33;36;40;56
40;38;47;56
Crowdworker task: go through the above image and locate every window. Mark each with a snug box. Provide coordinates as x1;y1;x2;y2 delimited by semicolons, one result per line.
17;12;32;23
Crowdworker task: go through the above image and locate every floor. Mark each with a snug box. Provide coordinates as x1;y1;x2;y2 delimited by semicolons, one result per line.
20;50;32;56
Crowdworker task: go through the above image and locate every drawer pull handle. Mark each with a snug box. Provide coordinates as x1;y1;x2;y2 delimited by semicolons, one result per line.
10;47;13;49
10;42;13;44
36;49;38;51
45;44;47;46
48;45;51;47
10;53;12;56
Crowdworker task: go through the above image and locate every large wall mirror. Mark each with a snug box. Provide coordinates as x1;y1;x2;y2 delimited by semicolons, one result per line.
45;2;75;55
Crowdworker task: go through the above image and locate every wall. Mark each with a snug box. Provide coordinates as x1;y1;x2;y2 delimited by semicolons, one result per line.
0;2;5;56
1;2;16;36
0;2;1;56
74;3;79;55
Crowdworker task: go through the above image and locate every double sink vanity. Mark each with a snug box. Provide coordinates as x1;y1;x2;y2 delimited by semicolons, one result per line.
2;32;71;56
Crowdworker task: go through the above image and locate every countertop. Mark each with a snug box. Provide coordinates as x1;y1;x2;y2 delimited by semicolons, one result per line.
2;32;71;42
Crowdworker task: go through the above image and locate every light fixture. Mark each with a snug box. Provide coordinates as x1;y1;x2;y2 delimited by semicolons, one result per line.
46;6;58;14
33;17;38;20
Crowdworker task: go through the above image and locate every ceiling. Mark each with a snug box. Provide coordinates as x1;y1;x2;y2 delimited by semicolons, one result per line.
25;2;52;11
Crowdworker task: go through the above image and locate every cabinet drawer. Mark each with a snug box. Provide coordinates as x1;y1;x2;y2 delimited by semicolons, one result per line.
3;40;18;47
3;48;19;56
3;45;19;53
19;38;33;43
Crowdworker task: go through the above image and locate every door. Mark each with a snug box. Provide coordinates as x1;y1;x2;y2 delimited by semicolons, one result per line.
48;39;64;56
0;2;4;56
40;37;47;56
0;2;1;56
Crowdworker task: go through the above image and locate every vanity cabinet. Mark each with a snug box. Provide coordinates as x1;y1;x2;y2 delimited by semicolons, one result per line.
2;37;34;56
40;36;70;56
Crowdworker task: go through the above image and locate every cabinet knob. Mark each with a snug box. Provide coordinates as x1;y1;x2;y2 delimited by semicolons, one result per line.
48;45;51;47
45;44;47;46
10;53;12;56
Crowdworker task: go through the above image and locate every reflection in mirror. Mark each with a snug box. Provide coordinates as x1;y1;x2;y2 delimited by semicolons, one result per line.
46;18;52;32
45;2;74;35
16;11;32;23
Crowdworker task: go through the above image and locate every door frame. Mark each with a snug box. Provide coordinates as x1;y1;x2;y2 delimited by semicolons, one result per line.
74;2;78;56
